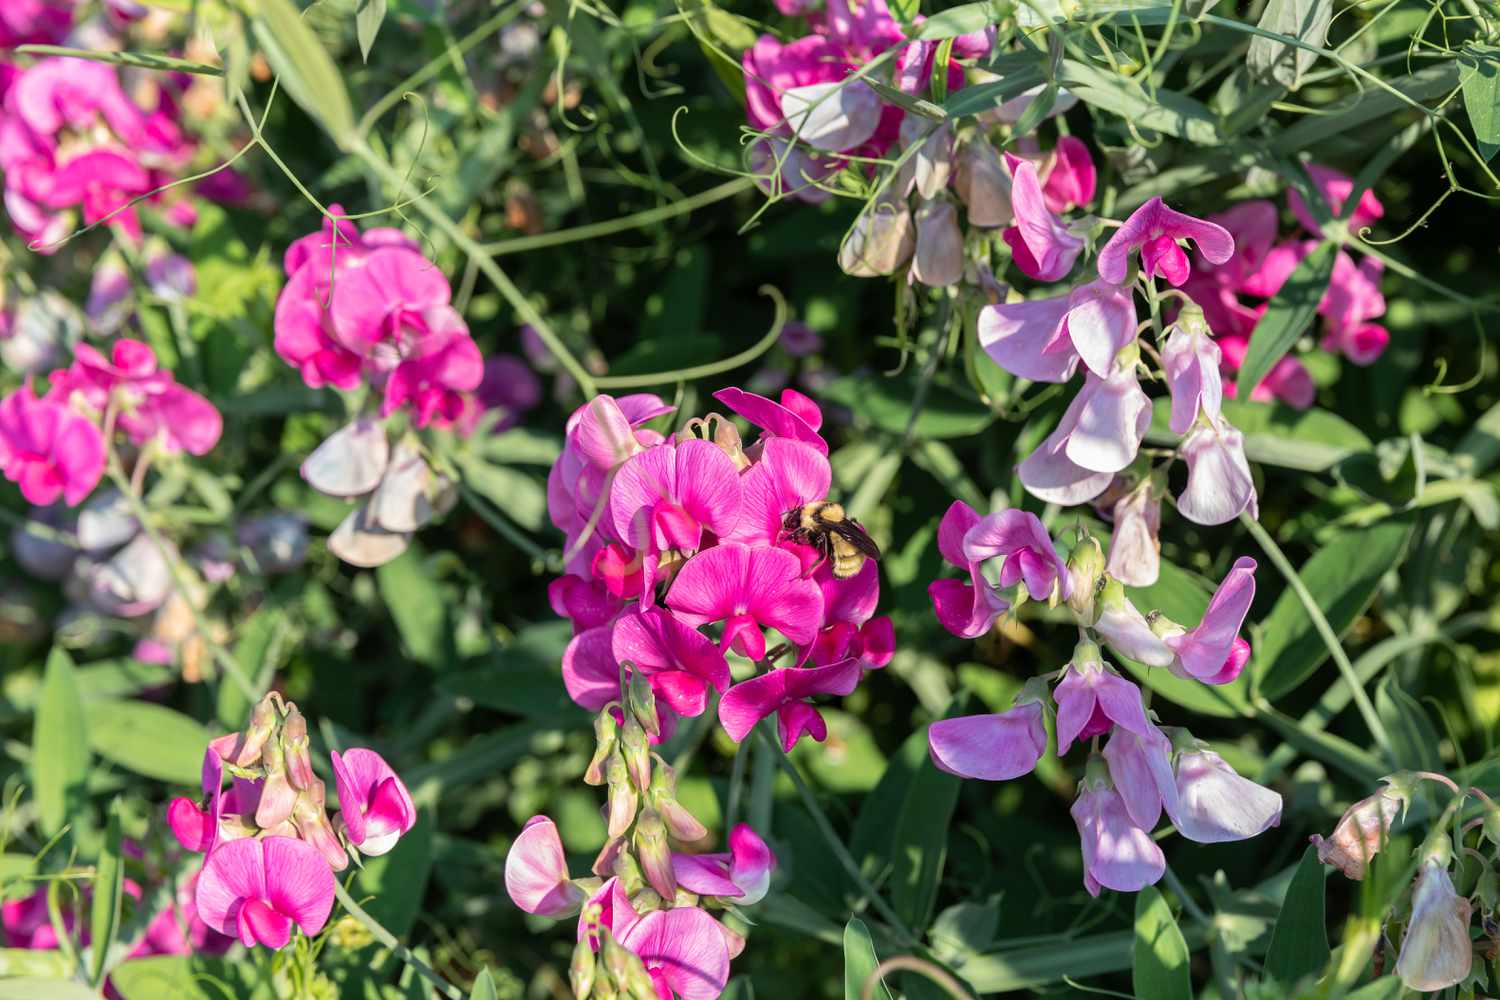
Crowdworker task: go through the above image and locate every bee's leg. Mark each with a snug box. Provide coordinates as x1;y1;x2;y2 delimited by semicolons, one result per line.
801;538;830;579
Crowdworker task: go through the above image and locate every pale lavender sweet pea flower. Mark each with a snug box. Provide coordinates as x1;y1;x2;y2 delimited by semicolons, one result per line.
1167;747;1281;843
1102;723;1176;830
505;815;586;917
1052;645;1152;754
1092;580;1174;668
1176;414;1258;526
1105;480;1160;588
1071;762;1165;896
1162;310;1223;435
1097;197;1234;287
928;699;1047;781
1164;557;1256;684
977;279;1135;383
1016;375;1147;507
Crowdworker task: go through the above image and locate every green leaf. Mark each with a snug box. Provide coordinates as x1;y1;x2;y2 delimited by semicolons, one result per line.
910;1;997;38
1147;397;1371;472
470;968;498;1000
941;64;1045;119
456;458;548;532
1263;846;1329;984
438;622;586;720
34;647;89;836
820;375;995;440
1058;59;1221;144
1132;886;1191;1000
1255;517;1415;700
1237;242;1336;398
376;547;454;670
0;981;100;1000
680;0;756;103
843;918;892;1000
1375;675;1441;770
1246;0;1333;89
355;0;387;62
354;811;434;938
85;700;210;786
221;605;287;730
1271;63;1458;155
1118;559;1250;718
1342;976;1405;1000
88;800;126;987
251;0;357;145
1460;44;1500;160
109;954;273;1000
0;950;72;977
890;718;963;930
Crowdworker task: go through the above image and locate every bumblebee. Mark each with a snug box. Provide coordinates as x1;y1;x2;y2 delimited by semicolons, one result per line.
782;501;881;579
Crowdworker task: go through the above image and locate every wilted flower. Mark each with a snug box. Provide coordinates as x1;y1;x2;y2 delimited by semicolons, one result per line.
1312;780;1408;880
1396;857;1473;992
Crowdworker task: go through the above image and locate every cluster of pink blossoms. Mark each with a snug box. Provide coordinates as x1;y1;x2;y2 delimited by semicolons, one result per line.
506;681;776;1000
0;336;220;508
0;50;202;248
1185;164;1390;406
548;387;894;752
166;693;416;950
274;208;539;566
926;506;1281;895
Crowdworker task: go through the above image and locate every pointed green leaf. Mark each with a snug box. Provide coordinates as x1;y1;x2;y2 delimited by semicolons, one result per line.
376;547;454;670
1460;44;1500;160
470;968;498;1000
1375;676;1441;771
355;0;387;62
1132;886;1191;1000
1246;0;1333;89
0;981;100;1000
252;0;357;146
88;800;126;987
34;648;89;836
844;918;892;1000
1255;517;1416;699
1237;241;1336;400
85;700;210;786
1264;846;1330;984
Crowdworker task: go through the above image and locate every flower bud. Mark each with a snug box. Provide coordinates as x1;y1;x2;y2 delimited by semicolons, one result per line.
281;707;317;791
1311;779;1408;880
633;808;677;900
621;717;652;792
1066;533;1106;622
606;751;639;839
716;917;747;959
626;669;660;739
255;740;298;830
648;757;708;842
292;780;349;871
570;936;598;999
838;193;915;277
612;848;646;896
592;836;626;880
585;708;619;787
910;198;964;288
954;136;1013;228
218;694;279;767
631;889;664;914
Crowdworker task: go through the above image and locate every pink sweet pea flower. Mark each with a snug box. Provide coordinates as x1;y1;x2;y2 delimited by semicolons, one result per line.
1097;197;1234;287
610;439;744;599
928;500;1005;639
167;749;226;855
0;1;75;47
52;339;222;456
194;837;335;950
1092;581;1173;668
612;608;731;718
1042;135;1096;213
1176;414;1257;526
823;0;907;57
977;279;1136;383
1052;649;1152;754
0;382;104;506
1163;557;1256;685
928;699;1047;781
1319;251;1388;365
673;823;777;905
328;246;452;357
718;657;863;750
1167;747;1281;843
722;438;831;548
578;876;641;946
618;906;732;1000
667;543;823;660
381;322;485;428
506;815;586;917
562;625;623;712
1071;766;1165;896
1101;723;1175;831
549;574;625;634
1288;164;1383;236
1020;367;1152;508
1002;155;1084;282
966;508;1071;603
331;748;417;857
713;386;827;455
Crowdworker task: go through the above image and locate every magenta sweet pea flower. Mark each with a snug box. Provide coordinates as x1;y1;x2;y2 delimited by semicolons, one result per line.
1097;196;1234;287
1071;765;1165;896
1164;557;1256;684
612;608;731;718
52;339;222;456
978;279;1136;383
0;381;104;506
1176;414;1257;526
1002;155;1084;282
549;574;625;634
0;1;75;47
1167;747;1281;843
722;438;831;548
965;507;1072;605
380;322;485;428
928;700;1047;781
167;748;226;855
667;543;824;660
713;386;827;455
1218;334;1316;409
1052;649;1152;754
673;823;777;905
928;500;1005;639
1042;135;1096;213
1288;164;1383;236
718;657;863;750
331;748;416;857
194;836;335;950
1319;251;1388;365
328;246;452;356
506;815;586;917
617;906;732;1000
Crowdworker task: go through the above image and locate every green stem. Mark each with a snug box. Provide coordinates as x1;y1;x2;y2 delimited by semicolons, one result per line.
13;44;222;76
333;880;462;1000
480;178;753;255
456;482;558;570
756;728;918;947
1238;513;1391;755
591;285;788;390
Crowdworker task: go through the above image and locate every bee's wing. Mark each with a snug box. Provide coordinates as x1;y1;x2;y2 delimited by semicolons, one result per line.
828;520;881;559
